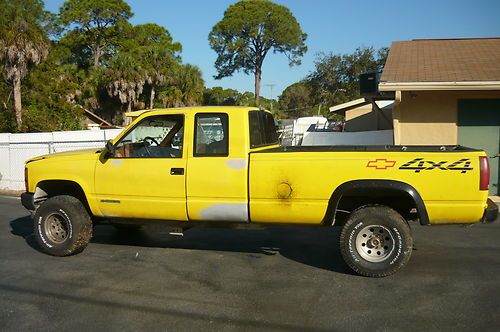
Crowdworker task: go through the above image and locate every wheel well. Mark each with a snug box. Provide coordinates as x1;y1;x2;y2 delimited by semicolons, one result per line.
324;180;429;226
34;180;91;215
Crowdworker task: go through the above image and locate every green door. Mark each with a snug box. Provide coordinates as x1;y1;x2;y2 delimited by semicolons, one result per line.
458;99;500;195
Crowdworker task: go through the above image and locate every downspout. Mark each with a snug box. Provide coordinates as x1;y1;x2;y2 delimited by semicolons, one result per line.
392;90;402;145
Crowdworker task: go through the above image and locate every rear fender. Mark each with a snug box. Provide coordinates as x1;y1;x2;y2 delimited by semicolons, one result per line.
325;180;429;226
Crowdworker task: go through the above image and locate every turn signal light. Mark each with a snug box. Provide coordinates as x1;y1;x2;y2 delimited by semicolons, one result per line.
24;167;29;192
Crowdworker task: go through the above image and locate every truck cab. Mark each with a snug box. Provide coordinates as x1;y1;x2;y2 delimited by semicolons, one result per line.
93;107;277;222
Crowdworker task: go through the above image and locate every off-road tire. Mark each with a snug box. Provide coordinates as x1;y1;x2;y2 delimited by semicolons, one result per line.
340;205;413;277
34;195;93;256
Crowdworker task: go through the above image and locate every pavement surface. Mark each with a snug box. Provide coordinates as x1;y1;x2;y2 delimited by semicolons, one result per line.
0;195;499;332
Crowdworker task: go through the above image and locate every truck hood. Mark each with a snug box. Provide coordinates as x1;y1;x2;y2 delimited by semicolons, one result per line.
26;148;103;164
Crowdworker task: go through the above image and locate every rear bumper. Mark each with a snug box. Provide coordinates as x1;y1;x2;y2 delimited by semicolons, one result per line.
21;192;35;211
482;198;499;223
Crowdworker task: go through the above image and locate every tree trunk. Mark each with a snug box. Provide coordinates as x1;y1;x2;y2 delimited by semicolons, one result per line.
149;85;155;109
254;68;261;105
93;45;101;67
13;73;22;130
122;102;132;125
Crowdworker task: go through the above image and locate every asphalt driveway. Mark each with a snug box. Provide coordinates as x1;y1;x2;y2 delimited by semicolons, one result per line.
0;195;499;331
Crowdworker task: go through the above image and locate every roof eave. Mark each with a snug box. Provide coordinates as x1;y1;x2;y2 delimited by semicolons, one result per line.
378;81;500;91
329;98;370;113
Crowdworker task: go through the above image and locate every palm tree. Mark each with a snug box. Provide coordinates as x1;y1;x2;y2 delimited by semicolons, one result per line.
142;46;176;109
105;53;146;123
158;86;183;108
123;23;181;109
0;0;50;130
176;64;204;106
156;64;203;108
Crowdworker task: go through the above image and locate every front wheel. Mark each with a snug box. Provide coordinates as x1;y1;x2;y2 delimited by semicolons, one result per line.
339;205;413;277
34;195;93;256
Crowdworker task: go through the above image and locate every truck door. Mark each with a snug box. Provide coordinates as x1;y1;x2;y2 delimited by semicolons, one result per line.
94;113;188;220
186;112;249;222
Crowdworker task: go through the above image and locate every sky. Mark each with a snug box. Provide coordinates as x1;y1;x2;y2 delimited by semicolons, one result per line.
44;0;500;99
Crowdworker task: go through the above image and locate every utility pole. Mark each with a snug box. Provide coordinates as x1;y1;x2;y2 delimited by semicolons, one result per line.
264;84;276;111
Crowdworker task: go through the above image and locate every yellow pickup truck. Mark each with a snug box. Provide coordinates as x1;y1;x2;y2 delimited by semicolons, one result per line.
21;106;497;277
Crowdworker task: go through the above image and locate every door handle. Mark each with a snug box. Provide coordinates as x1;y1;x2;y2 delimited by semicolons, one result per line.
170;168;184;175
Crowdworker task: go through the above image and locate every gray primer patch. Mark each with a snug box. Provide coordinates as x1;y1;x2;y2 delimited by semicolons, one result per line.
199;203;248;222
226;158;246;170
111;160;123;166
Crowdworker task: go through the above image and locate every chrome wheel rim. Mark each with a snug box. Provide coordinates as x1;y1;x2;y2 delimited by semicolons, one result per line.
355;225;395;262
44;213;69;244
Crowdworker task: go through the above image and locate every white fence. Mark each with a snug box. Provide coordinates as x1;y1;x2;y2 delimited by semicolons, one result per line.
0;129;122;191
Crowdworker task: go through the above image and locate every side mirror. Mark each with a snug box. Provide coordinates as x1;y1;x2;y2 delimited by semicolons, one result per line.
105;139;115;157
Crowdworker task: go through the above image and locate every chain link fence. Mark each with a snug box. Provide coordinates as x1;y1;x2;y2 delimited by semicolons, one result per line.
0;129;122;191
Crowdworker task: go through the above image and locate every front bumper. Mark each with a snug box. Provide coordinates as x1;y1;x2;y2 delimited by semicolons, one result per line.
21;192;35;211
482;198;499;223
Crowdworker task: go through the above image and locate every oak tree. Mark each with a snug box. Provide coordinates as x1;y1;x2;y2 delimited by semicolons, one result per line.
59;0;132;67
307;46;389;108
278;81;313;118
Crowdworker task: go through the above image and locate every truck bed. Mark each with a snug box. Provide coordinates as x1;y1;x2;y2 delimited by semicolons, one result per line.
249;145;488;225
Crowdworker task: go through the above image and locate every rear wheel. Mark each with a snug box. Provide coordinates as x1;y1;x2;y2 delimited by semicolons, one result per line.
34;195;93;256
340;205;413;277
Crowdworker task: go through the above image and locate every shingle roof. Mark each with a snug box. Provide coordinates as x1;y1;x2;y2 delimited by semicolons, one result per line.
380;38;500;83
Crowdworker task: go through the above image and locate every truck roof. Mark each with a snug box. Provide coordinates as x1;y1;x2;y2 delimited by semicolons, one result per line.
128;106;271;127
135;106;263;116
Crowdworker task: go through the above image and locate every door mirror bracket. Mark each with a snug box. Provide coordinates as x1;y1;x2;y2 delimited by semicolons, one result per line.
105;139;116;158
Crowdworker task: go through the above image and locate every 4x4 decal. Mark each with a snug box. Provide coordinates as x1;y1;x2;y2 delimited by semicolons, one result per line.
399;158;473;173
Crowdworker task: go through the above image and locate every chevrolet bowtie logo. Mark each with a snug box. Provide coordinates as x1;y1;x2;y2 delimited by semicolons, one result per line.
367;159;396;170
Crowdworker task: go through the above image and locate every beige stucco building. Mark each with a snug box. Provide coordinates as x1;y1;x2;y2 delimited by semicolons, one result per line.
379;38;500;147
389;90;500;145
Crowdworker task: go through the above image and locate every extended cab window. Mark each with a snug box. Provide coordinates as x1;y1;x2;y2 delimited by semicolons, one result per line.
114;114;184;158
194;113;228;156
249;111;279;148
